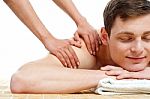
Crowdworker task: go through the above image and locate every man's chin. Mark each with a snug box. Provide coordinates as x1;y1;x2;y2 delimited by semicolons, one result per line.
122;64;146;72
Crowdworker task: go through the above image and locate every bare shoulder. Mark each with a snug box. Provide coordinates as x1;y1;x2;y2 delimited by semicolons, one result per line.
72;39;97;69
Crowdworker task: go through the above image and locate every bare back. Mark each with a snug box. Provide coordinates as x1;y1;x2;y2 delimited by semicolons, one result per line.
19;40;99;70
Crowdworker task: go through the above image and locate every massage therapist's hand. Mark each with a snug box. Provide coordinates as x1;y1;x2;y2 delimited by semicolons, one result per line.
74;19;101;55
101;65;150;80
43;37;81;68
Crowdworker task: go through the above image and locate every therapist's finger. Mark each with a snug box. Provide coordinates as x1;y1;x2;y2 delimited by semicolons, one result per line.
69;39;81;48
55;51;67;67
83;35;92;55
89;34;96;55
64;47;77;68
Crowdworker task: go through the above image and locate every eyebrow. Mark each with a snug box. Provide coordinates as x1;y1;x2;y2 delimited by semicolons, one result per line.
117;31;150;35
116;31;134;35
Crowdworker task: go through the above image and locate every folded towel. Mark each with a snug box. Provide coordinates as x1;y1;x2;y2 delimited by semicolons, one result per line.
94;78;150;95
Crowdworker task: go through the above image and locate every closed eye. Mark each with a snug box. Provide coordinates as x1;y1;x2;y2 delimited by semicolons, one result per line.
142;35;150;42
142;31;150;42
117;36;134;42
115;32;134;42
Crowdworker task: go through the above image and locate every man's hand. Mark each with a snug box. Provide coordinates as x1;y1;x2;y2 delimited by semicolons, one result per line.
44;37;81;68
101;65;150;80
74;20;101;55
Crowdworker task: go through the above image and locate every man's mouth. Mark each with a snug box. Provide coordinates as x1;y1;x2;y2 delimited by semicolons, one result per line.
125;56;146;63
126;56;146;59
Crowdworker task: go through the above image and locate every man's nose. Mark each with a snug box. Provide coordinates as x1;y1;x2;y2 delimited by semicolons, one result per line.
130;40;144;56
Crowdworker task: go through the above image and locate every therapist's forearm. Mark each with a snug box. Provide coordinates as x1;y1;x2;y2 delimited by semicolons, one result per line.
52;0;87;26
4;0;54;42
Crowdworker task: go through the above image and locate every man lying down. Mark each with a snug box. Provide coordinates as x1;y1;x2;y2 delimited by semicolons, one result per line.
10;0;150;94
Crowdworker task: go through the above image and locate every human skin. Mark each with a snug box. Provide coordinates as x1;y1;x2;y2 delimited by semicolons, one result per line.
101;14;150;79
107;15;150;72
4;0;100;68
10;41;109;93
3;0;81;68
10;14;150;94
53;0;100;55
101;65;150;80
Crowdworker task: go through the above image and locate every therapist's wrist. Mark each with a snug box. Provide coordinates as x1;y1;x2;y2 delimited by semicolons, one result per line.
75;16;88;27
41;33;55;45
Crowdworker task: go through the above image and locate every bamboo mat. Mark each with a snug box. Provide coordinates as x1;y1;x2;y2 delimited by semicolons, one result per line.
1;79;150;99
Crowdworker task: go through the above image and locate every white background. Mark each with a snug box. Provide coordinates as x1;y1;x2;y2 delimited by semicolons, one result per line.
0;0;109;80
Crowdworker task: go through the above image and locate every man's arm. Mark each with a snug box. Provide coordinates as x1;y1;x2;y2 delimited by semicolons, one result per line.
101;65;150;80
53;0;100;55
4;0;80;68
11;64;107;93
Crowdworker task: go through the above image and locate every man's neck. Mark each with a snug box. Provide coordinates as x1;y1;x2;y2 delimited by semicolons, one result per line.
96;44;115;66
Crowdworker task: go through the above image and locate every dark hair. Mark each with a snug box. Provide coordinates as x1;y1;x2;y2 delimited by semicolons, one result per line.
104;0;150;36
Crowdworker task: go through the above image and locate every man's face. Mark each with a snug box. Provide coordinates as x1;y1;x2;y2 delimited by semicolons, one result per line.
108;14;150;71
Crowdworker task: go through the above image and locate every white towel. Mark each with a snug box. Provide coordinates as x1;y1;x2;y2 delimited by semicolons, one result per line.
94;78;150;95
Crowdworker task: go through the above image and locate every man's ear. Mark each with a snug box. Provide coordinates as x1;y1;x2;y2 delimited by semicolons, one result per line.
100;27;109;45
